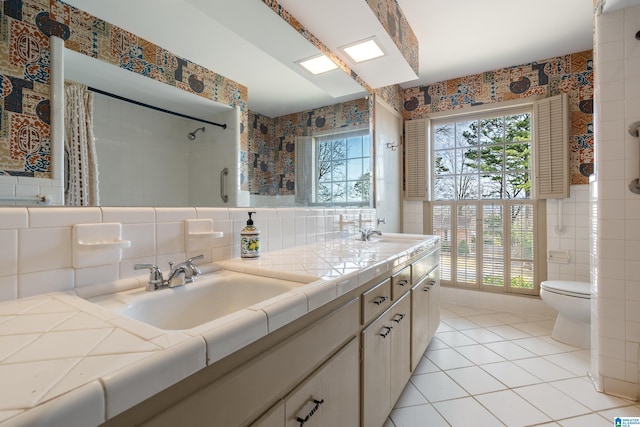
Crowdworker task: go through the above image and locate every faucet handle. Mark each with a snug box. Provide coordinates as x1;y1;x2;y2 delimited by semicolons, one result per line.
377;218;386;226
134;264;163;290
186;254;204;263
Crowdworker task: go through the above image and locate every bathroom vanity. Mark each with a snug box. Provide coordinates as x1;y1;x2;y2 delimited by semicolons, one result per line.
0;233;439;427
102;237;440;427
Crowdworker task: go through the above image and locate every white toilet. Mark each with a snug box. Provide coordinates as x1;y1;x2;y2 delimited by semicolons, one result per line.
540;280;591;348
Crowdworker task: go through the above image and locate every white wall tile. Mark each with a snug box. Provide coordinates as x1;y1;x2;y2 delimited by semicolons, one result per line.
0;276;17;301
154;208;195;222
19;228;72;274
75;264;120;288
0;208;27;229
18;269;74;298
195;208;230;220
28;207;101;228
156;222;186;255
0;230;17;277
120;223;155;260
101;207;155;224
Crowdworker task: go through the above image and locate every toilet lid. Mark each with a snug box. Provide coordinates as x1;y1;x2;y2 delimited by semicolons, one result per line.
541;280;590;298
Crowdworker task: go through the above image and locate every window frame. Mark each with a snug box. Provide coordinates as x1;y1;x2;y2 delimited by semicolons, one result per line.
426;101;547;296
309;128;373;207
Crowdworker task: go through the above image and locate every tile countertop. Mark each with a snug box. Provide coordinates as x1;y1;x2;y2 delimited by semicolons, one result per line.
0;233;439;426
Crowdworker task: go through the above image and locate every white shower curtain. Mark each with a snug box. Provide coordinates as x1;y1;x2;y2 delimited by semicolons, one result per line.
64;82;99;206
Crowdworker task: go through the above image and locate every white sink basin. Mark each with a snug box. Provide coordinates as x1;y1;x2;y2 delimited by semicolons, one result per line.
363;233;426;244
87;270;308;330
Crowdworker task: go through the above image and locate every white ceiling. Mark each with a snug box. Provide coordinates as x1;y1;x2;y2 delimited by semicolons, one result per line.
278;0;595;89
62;0;594;118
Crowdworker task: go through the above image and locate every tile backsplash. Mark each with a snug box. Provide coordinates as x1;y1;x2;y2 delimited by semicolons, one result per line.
0;207;374;302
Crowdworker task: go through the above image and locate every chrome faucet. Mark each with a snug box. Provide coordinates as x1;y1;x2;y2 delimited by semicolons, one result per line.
168;255;203;284
360;228;382;241
135;254;204;291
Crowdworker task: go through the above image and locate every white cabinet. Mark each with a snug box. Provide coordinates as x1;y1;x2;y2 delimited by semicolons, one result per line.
361;293;411;427
411;266;440;371
251;339;359;427
285;338;359;427
428;267;441;341
389;295;412;403
250;401;284;427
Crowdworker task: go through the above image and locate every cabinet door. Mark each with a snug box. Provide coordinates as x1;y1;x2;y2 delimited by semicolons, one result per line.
391;266;411;300
285;338;359;427
389;293;411;404
428;268;441;341
361;310;392;427
410;276;430;371
251;400;284;427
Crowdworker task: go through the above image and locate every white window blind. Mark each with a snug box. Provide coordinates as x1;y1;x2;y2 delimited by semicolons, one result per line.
404;118;429;200
534;93;569;199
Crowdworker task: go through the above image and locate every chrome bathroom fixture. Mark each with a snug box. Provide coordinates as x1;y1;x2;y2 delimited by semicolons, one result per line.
629;121;640;194
187;126;206;140
134;254;204;291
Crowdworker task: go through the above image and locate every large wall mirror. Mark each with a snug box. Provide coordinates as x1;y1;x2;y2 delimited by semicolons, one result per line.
54;0;369;207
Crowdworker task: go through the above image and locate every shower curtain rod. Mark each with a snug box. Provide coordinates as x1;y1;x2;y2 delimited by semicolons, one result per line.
88;87;227;129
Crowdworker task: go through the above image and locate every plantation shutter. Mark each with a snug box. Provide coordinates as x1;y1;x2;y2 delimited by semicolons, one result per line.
295;136;313;204
534;93;569;199
404;118;429;200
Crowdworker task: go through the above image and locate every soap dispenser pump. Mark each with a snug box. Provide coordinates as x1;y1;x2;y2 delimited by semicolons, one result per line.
240;211;260;258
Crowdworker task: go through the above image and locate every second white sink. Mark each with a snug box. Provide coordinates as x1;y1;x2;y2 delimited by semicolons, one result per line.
87;270;307;330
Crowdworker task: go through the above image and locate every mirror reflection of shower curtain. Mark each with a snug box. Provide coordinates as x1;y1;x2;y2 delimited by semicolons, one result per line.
64;83;99;206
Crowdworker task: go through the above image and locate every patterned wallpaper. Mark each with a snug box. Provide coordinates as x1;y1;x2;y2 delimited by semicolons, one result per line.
0;0;55;178
365;0;419;76
403;50;594;185
248;97;370;196
0;0;248;187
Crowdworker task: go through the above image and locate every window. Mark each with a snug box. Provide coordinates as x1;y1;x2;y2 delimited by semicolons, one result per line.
431;109;542;295
313;129;372;206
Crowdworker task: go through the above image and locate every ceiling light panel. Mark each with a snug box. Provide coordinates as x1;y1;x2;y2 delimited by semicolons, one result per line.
298;55;339;75
342;39;384;63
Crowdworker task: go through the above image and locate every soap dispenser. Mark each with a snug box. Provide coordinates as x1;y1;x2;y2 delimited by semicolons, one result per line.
241;211;260;258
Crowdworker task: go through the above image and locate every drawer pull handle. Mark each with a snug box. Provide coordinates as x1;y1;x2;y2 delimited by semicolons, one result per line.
373;296;389;305
296;398;324;426
423;287;430;292
379;326;393;338
428;280;436;286
397;279;409;287
392;313;406;323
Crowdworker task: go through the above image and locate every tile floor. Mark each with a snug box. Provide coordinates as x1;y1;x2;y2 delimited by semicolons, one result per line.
385;303;640;426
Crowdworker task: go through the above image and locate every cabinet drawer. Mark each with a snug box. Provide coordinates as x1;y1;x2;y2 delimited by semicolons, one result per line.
285;338;359;427
391;266;411;300
361;279;392;325
412;248;439;284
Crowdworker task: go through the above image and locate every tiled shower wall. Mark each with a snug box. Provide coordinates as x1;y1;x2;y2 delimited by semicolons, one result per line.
0;206;374;302
592;3;640;400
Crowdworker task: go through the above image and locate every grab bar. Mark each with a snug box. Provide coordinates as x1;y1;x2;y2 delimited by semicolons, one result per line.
220;167;229;203
629;121;640;194
0;194;51;204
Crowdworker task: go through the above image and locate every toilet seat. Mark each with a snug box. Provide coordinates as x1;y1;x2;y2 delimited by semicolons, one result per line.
540;280;590;299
